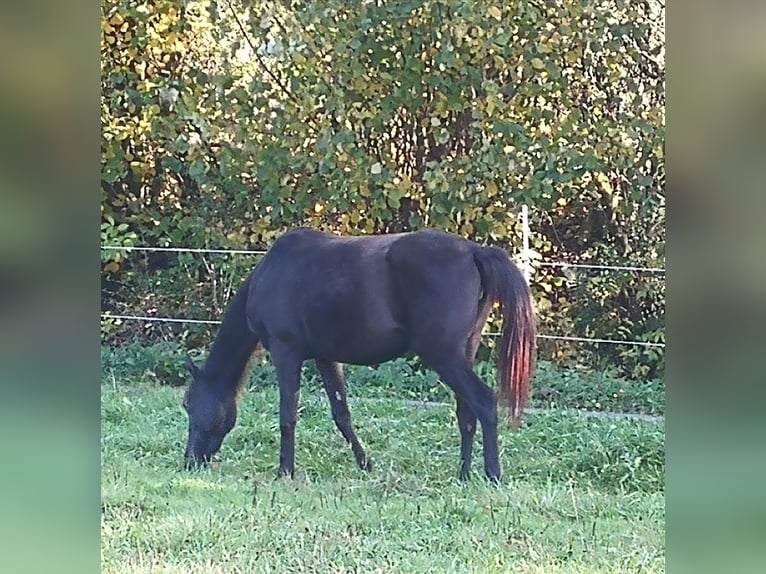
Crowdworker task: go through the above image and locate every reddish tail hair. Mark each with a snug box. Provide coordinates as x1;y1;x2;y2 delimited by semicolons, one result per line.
473;246;536;428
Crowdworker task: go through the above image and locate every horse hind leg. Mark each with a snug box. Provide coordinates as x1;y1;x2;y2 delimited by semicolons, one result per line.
454;326;488;480
316;359;371;471
429;355;500;482
456;395;477;480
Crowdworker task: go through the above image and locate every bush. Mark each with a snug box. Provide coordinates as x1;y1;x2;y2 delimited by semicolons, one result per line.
101;0;665;379
101;343;664;416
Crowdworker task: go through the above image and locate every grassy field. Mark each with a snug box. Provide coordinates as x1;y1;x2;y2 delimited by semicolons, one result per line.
102;343;665;416
101;359;664;574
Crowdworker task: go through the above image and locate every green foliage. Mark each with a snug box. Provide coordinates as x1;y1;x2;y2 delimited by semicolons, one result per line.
101;0;665;378
100;343;665;415
532;361;664;415
102;376;664;572
102;341;192;387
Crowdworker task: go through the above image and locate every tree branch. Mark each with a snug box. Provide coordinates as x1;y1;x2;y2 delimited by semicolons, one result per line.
224;0;320;133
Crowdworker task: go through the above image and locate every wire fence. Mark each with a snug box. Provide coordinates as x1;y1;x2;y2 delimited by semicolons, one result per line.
99;311;666;349
101;244;665;275
100;233;665;350
537;261;664;274
102;245;268;255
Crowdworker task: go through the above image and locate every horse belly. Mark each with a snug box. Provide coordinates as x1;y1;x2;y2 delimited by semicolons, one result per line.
328;331;408;365
308;315;409;365
346;326;408;365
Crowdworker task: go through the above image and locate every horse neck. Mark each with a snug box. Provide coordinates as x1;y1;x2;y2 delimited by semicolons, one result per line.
201;276;259;397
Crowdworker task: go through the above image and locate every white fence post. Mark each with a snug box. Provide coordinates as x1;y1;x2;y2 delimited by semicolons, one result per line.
519;204;532;284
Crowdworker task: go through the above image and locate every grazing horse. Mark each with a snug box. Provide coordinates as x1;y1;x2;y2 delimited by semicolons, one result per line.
183;228;535;481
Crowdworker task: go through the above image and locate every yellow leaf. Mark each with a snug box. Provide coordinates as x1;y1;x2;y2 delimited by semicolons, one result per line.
486;181;499;197
486;96;495;116
488;6;502;21
491;222;507;238
565;46;583;65
531;58;545;71
596;173;612;194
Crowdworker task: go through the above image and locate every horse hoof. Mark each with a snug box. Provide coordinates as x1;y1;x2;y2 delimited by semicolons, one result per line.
485;474;501;485
276;467;295;480
358;457;373;472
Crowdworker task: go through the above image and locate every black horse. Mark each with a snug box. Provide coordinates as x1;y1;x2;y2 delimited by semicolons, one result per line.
183;228;535;481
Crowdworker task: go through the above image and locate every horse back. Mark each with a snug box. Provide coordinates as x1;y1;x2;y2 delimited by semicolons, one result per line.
245;229;408;363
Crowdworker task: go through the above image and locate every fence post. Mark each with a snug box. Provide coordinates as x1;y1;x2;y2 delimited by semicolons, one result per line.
519;204;532;284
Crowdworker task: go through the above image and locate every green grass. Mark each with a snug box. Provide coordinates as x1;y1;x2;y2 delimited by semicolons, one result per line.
102;374;664;573
101;342;666;415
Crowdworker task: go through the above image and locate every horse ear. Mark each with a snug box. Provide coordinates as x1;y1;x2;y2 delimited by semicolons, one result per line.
185;354;200;378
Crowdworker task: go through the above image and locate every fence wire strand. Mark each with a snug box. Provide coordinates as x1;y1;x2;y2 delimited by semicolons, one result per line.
101;245;665;273
537;261;664;273
101;236;664;349
101;314;665;348
101;245;267;255
101;314;221;325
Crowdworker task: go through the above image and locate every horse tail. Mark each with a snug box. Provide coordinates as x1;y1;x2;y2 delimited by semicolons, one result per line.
473;246;536;429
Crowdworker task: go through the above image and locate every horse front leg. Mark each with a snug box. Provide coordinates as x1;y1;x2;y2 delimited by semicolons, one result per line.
316;359;371;471
272;346;303;478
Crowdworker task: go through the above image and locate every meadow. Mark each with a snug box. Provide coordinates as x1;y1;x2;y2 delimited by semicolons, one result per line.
101;347;664;573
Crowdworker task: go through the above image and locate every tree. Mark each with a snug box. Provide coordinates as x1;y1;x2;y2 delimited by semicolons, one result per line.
101;0;665;378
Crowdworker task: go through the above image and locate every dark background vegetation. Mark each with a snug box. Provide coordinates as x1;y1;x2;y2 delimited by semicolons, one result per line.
101;0;665;382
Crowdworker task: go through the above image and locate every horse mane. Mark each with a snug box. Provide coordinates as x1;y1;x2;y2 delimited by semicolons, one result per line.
233;345;266;402
200;271;260;400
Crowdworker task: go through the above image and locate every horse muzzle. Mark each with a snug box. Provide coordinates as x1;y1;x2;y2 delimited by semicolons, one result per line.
183;441;213;469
